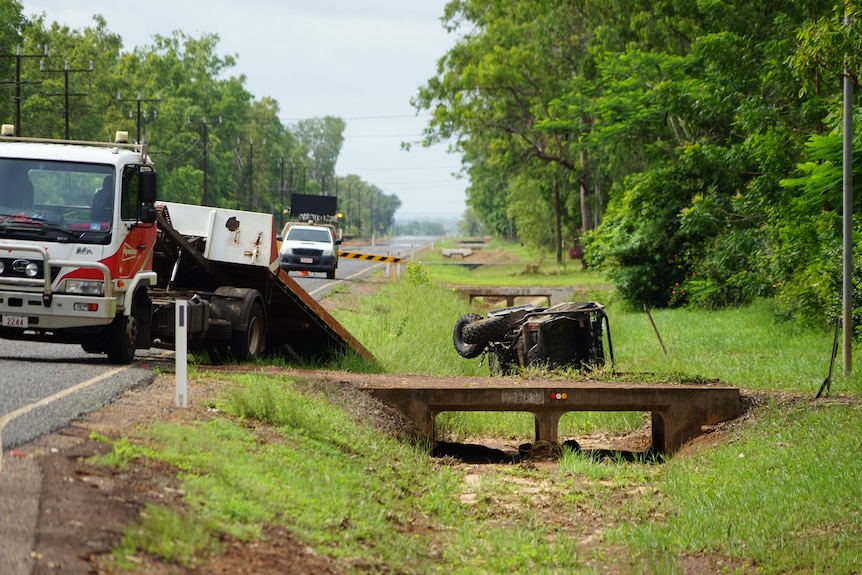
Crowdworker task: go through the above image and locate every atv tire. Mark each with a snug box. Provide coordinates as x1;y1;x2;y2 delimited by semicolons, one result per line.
462;315;509;346
453;313;484;359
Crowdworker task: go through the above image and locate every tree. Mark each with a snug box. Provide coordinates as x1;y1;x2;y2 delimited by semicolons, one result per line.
414;0;595;262
292;116;345;196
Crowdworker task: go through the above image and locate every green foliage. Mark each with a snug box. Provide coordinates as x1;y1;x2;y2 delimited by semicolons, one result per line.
397;219;446;236
114;504;219;569
416;0;859;326
0;13;398;229
457;207;485;236
404;261;433;286
615;401;862;573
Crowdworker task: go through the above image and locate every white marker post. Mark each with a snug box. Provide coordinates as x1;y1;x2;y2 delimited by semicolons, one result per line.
175;300;188;408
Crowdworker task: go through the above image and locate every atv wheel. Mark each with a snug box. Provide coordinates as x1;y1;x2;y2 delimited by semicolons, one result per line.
453;313;484;359
462;315;509;346
489;348;517;376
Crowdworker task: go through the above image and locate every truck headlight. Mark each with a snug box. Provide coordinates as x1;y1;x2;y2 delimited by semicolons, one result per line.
65;279;104;295
24;262;39;277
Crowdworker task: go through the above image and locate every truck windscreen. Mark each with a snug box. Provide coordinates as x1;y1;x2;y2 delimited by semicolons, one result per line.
0;159;114;243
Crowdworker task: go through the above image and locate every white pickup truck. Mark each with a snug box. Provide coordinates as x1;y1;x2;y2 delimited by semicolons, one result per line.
278;223;341;279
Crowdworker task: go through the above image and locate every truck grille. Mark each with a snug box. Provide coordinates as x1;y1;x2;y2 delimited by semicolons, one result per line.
0;257;53;280
292;248;323;257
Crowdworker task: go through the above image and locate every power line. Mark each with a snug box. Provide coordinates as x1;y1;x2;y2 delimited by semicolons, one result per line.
337;165;460;172
281;113;432;122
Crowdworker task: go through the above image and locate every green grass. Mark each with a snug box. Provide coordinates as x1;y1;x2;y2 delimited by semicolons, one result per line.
97;250;862;573
333;281;484;377
107;374;590;573
419;238;611;289
614;399;862;574
606;299;862;393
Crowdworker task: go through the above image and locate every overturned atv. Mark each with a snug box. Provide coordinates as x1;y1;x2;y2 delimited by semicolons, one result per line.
453;301;613;374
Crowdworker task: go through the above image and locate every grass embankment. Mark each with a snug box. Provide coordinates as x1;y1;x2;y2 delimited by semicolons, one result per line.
99;240;861;574
417;237;609;288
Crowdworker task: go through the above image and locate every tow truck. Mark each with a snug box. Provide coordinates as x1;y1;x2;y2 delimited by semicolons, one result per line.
0;126;371;364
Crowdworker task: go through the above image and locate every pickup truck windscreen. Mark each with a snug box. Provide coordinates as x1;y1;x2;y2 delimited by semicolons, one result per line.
0;158;114;244
286;227;333;243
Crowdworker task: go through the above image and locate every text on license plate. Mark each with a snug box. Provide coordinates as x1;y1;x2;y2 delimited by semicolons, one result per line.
3;315;28;328
299;257;313;264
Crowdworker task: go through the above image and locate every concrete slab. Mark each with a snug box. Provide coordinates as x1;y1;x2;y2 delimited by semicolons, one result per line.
358;379;740;455
455;286;574;306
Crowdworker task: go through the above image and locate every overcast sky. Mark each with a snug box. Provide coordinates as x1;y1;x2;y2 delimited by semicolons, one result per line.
20;0;467;220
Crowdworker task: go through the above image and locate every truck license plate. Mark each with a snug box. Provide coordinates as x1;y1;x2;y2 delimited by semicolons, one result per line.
3;315;28;328
300;257;313;264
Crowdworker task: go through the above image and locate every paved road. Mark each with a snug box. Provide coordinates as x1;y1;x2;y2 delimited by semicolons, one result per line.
0;343;172;451
288;236;426;297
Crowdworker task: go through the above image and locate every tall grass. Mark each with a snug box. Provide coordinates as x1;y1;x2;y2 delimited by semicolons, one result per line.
330;272;862;394
614;400;862;574
606;300;862;393
332;281;485;376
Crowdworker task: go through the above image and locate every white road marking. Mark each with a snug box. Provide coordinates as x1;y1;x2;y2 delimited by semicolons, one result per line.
0;350;174;473
305;263;384;298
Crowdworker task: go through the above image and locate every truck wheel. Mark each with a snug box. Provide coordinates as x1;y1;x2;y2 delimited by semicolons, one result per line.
462;315;509;346
326;266;336;279
230;301;266;361
453;313;484;359
81;341;103;354
105;314;137;364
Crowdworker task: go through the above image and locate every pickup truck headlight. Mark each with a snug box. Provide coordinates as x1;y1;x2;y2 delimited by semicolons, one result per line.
65;279;104;295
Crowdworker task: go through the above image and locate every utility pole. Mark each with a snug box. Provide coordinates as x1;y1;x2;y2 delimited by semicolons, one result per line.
0;45;47;136
189;116;221;206
279;155;286;228
40;59;93;140
236;138;266;210
118;92;160;144
842;6;853;376
346;183;352;232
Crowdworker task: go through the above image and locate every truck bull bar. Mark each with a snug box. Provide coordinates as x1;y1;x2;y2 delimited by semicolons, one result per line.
0;242;111;306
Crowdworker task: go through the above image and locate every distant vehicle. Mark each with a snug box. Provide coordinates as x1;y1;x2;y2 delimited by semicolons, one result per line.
279;223;341;279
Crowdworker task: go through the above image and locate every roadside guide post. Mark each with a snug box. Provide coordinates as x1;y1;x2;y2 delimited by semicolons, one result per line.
175;300;188;408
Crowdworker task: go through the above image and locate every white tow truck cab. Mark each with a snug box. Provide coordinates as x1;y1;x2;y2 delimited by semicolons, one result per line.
0;127;158;362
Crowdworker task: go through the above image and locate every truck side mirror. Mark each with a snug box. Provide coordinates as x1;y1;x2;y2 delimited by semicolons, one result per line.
139;204;157;224
138;170;157;204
